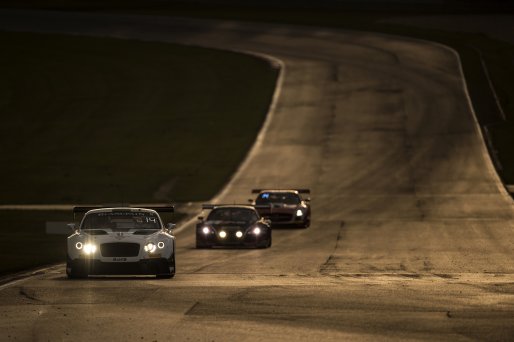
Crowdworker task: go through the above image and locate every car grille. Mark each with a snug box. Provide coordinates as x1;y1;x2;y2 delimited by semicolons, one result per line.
266;213;293;222
100;243;140;257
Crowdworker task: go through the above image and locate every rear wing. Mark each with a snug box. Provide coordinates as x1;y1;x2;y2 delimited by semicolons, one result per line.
251;189;310;194
73;204;174;213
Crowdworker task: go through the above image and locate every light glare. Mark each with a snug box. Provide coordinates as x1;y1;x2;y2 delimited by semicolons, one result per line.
145;242;157;253
83;243;96;254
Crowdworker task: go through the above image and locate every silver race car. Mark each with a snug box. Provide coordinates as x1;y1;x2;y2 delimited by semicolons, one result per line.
67;206;176;278
251;189;311;228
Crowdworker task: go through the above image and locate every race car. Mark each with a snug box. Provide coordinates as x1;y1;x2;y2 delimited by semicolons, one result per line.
66;205;176;279
196;204;272;248
250;189;311;228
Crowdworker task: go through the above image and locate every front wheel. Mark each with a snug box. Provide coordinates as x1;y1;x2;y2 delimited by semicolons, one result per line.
257;236;272;249
66;263;88;279
157;255;175;279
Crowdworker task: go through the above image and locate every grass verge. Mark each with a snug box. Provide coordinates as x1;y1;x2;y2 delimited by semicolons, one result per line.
0;31;278;204
0;211;71;276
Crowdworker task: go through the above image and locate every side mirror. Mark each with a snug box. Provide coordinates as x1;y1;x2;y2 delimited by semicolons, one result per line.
166;223;176;230
67;223;76;231
304;197;311;202
248;199;254;204
197;216;204;221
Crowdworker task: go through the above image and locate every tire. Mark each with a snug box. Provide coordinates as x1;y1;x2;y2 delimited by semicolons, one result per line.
258;237;271;249
157;255;175;279
66;263;88;279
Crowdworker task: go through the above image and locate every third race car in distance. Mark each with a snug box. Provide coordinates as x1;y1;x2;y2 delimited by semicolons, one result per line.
251;189;311;228
196;204;272;248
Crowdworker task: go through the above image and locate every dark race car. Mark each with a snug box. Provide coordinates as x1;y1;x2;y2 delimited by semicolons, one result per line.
196;204;272;248
251;189;311;228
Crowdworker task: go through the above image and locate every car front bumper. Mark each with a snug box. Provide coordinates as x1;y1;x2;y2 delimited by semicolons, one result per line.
67;256;173;275
196;233;270;247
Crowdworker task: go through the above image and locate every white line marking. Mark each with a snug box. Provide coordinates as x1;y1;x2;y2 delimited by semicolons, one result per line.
0;264;61;291
443;44;514;205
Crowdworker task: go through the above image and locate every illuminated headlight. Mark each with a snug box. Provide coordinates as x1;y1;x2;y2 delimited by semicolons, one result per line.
296;209;303;217
144;242;157;253
157;241;165;249
83;243;96;255
235;231;243;238
202;227;211;235
75;242;83;250
219;231;227;239
253;227;261;235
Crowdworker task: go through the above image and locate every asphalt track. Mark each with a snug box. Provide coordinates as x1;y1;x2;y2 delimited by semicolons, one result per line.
1;10;514;341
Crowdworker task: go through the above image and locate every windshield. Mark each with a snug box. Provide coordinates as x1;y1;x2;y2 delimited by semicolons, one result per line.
81;211;161;230
255;192;300;205
207;208;258;223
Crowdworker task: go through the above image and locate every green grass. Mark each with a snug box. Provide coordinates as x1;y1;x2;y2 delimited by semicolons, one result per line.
0;31;278;204
0;211;71;276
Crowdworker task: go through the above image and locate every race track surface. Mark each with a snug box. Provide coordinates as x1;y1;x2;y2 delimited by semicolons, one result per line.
1;10;514;341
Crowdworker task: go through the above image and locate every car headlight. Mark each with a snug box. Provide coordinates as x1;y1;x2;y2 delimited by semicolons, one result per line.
157;241;165;249
253;227;261;235
236;231;243;238
202;226;211;235
83;243;96;255
219;231;227;238
296;209;303;217
144;242;157;253
75;242;83;250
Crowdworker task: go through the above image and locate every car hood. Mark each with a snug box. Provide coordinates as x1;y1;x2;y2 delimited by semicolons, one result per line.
258;204;299;212
81;228;161;237
206;221;253;230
